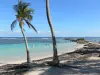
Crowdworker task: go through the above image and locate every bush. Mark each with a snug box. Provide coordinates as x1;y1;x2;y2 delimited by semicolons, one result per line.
77;38;85;41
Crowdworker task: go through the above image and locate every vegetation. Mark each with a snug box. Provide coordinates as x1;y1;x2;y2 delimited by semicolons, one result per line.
10;0;37;63
77;38;85;41
75;38;88;44
46;0;59;65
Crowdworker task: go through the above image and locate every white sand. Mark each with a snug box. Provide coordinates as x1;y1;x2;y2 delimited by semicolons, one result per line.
24;69;46;75
88;56;100;60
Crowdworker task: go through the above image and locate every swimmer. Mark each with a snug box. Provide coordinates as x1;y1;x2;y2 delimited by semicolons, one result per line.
32;44;35;48
45;44;47;46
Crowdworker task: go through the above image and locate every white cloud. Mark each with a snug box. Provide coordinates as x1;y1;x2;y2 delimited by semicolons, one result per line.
38;31;40;34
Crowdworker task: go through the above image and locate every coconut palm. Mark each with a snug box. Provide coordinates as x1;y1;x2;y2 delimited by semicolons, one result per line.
46;0;59;65
10;1;37;63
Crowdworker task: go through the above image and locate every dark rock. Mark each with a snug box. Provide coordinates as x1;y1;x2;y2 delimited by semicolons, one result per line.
84;43;100;49
64;38;88;44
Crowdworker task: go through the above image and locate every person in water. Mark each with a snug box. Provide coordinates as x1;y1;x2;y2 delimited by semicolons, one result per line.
32;44;37;48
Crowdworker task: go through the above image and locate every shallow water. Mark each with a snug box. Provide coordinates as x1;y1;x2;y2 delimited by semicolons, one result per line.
0;37;78;63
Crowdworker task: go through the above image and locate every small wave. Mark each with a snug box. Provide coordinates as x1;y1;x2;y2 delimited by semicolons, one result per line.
42;38;48;40
1;38;17;40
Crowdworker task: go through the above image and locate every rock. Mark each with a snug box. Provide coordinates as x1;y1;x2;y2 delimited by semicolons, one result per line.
84;43;100;49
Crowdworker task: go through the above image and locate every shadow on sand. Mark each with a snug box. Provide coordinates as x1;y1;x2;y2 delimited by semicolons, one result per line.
1;60;100;75
39;60;100;75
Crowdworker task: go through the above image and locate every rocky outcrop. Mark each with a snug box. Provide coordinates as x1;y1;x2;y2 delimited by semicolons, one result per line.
84;43;100;49
73;43;100;54
64;38;88;44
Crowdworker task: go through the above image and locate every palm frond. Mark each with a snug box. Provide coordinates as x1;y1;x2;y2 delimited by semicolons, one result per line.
13;1;33;18
25;20;31;28
25;8;34;14
11;20;17;31
24;19;38;33
13;5;19;14
22;2;30;11
23;8;34;19
27;15;33;21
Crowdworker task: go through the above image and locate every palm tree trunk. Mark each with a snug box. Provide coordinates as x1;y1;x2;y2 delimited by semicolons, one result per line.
46;0;59;65
21;27;30;63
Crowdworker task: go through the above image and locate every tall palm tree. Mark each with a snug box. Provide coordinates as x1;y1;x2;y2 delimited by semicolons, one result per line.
10;1;37;63
46;0;59;65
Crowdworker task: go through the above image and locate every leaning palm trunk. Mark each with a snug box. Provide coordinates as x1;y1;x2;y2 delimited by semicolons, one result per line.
21;27;30;63
46;0;59;65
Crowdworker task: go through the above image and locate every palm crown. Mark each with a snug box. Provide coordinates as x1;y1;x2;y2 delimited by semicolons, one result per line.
11;1;37;32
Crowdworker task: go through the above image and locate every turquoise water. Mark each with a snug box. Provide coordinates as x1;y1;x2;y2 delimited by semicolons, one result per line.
0;37;77;63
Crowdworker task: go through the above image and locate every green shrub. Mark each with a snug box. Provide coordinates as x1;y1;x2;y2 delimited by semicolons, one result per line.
77;38;85;41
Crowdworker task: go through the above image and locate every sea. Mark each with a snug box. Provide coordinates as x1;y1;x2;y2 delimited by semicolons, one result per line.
0;37;99;63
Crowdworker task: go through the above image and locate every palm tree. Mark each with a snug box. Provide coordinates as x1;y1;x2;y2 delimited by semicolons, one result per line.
10;1;37;63
46;0;59;65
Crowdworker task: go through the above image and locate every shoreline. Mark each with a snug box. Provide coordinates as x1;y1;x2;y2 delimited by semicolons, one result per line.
0;43;84;66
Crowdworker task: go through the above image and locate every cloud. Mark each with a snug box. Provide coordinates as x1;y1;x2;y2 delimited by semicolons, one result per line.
37;31;40;34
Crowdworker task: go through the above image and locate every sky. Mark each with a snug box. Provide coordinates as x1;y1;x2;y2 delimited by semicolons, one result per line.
0;0;100;37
